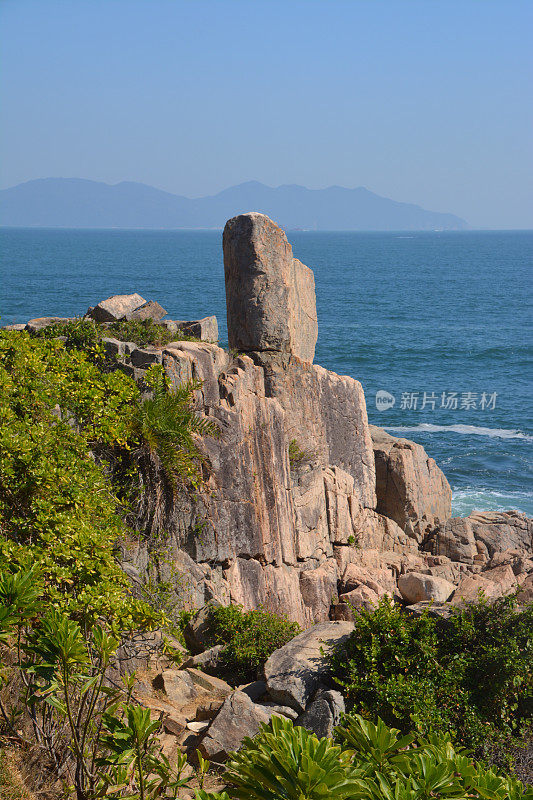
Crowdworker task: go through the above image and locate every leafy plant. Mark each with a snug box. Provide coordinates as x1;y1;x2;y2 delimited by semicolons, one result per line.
108;318;200;347
225;714;363;800
203;604;301;685
328;595;533;760
131;368;219;492
288;439;315;470
39;317;105;365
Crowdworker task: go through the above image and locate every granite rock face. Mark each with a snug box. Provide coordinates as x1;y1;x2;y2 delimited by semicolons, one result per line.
370;425;452;542
424;511;532;564
223;213;318;363
89;293;147;322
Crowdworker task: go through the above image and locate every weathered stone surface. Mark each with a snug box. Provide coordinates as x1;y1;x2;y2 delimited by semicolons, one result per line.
125;300;167;321
425;512;532;564
181;644;223;671
182;668;233;699
517;573;533;606
264;621;353;713
200;690;276;761
183;604;221;654
152;670;197;709
451;564;517;605
174;316;219;342
398;572;455;604
26;316;71;333
340;564;396;596
2;323;26;331
89;293;146;322
468;511;532;558
223;213;318;362
295;689;345;738
370;425;452;541
299;564;338;623
339;585;384;613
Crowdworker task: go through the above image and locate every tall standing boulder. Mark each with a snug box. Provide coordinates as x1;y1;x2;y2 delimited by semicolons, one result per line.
223;213;318;363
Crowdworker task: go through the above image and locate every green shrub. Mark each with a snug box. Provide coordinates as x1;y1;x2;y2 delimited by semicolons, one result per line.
132;367;219;492
39;317;106;365
225;714;362;800
204;604;301;684
288;438;315;470
222;714;532;800
108;318;199;347
328;595;533;759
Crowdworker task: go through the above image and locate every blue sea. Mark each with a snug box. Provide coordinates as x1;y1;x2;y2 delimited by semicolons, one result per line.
1;227;532;517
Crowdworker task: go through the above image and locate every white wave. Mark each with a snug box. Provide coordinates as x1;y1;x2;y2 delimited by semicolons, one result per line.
452;488;533;517
383;423;532;441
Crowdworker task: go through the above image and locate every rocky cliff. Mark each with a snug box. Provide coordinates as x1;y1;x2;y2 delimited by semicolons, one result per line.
104;213;530;624
11;212;532;624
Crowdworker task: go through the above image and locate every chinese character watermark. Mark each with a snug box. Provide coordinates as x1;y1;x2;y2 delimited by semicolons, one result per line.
376;390;497;412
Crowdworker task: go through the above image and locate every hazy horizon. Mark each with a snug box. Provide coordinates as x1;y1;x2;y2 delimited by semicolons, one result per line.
1;1;532;229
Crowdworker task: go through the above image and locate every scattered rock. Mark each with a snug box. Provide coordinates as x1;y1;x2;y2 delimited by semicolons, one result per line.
183;604;221;654
26;316;71;333
125;300;167;321
181;644;223;671
182;668;233;699
152;670;197;708
237;680;267;701
187;720;209;733
174;316;219;342
199;690;276;761
88;293;146;322
398;572;455;604
264;621;353;713
295;689;345;738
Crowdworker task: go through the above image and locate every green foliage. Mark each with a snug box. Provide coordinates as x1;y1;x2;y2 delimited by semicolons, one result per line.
131;370;219;491
328;595;533;758
288;438;315;470
204;604;301;685
222;714;532;800
108;318;200;347
39;317;105;365
0;330;156;626
0;582;205;799
225;714;362;800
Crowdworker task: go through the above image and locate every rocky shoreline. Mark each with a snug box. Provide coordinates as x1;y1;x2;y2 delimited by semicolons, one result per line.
5;212;532;766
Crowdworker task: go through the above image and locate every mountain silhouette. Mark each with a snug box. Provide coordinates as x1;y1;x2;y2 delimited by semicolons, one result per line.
0;178;467;230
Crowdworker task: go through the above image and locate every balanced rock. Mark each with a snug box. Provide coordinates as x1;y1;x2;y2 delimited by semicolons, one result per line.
89;293;146;322
370;425;452;542
264;621;353;713
398;572;455;604
223;212;318;363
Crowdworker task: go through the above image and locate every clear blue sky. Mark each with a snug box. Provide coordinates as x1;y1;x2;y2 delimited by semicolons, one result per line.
1;0;531;228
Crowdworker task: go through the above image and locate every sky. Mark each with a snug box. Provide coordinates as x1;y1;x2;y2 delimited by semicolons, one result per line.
1;0;532;229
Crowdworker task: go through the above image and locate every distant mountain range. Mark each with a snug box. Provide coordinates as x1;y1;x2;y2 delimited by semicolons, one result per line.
0;178;468;231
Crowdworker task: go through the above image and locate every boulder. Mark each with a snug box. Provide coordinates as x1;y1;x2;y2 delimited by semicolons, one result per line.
468;511;532;558
517;573;533;606
451;564;517;605
181;644;223;671
340;564;396;596
339;585;385;613
174;316;219;342
199;690;277;761
398;572;455;604
182;668;233;699
26;316;71;333
183;604;220;654
264;621;353;713
223;212;318;363
370;425;452;542
295;689;345;738
152;670;197;708
89;293;146;322
125;300;167;321
423;517;478;563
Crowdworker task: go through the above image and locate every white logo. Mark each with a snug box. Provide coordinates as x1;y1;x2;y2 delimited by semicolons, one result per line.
376;390;395;411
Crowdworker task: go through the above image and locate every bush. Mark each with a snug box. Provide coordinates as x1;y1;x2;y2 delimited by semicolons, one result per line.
223;714;532;800
203;604;301;685
328;595;533;759
108;318;200;347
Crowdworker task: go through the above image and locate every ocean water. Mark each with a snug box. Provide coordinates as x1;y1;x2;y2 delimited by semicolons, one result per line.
1;227;532;517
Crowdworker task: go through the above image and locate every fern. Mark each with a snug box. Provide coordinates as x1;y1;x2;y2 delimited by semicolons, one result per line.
131;372;219;491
